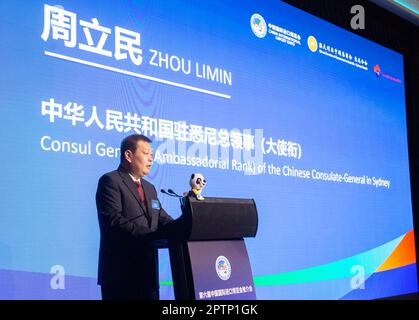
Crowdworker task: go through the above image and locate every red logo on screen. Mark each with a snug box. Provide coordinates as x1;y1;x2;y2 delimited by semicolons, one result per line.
373;64;381;77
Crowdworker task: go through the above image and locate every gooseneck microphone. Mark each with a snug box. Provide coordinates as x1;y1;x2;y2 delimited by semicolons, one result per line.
160;189;176;197
161;189;185;208
168;189;183;198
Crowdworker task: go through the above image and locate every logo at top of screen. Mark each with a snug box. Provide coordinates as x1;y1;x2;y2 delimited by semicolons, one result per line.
307;35;318;52
373;64;382;76
250;14;267;38
215;256;231;280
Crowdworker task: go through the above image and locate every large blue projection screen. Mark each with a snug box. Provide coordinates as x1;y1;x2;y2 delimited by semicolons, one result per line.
0;0;417;299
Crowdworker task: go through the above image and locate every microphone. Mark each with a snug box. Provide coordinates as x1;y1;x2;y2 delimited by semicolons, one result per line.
160;189;177;197
161;189;185;209
168;189;183;198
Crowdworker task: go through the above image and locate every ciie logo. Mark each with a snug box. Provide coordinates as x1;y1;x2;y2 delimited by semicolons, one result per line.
307;35;318;52
350;265;365;290
215;256;232;280
250;13;267;38
50;265;65;290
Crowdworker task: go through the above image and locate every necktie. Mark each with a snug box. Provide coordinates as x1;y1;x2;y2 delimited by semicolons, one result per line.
134;180;146;205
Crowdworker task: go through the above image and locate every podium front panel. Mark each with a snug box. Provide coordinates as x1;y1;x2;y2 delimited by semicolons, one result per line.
187;239;256;300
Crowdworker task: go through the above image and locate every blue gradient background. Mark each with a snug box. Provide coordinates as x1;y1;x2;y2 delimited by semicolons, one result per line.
0;0;416;299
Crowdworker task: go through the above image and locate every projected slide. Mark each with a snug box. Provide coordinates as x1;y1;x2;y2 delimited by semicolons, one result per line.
0;0;416;299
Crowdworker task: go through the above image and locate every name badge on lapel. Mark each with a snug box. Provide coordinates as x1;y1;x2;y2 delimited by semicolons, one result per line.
151;199;161;210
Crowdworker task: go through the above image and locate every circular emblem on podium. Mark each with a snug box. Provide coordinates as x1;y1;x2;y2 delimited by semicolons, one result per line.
215;256;231;280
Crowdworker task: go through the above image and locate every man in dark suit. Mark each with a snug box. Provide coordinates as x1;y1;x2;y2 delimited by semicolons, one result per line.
96;134;174;300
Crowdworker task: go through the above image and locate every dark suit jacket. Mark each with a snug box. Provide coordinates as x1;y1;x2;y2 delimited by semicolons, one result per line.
95;165;174;291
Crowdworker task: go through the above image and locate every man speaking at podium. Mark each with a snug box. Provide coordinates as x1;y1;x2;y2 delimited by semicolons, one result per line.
96;134;174;300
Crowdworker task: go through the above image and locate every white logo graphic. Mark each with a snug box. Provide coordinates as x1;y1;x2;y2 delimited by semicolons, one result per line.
250;14;267;38
350;265;365;290
50;265;65;290
215;256;231;280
